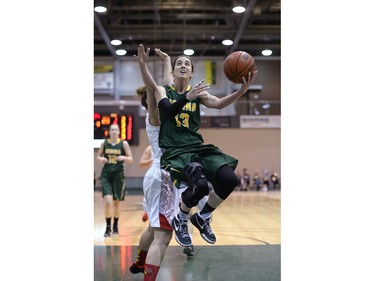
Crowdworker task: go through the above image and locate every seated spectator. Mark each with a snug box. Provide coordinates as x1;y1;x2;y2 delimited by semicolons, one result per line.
253;170;261;191
270;172;280;190
241;168;251;191
262;168;270;190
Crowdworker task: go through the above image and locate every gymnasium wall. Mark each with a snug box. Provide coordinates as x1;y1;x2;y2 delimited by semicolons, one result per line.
94;57;280;103
94;127;280;182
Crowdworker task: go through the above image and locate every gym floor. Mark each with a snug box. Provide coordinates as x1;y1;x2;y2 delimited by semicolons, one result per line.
94;191;281;281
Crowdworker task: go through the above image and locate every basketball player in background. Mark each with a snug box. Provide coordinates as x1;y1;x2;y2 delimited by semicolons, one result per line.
97;123;134;237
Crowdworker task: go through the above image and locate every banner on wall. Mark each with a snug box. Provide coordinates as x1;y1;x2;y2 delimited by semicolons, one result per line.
94;65;113;73
94;64;114;90
205;61;216;85
240;115;281;128
94;73;114;90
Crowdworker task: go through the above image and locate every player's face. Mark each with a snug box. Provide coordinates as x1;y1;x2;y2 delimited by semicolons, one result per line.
109;125;119;138
174;57;193;79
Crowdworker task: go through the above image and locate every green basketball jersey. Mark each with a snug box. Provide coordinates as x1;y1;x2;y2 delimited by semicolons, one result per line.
159;84;204;149
102;139;125;173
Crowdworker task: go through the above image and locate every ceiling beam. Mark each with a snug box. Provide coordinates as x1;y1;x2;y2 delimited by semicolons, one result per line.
230;0;258;53
94;13;117;58
97;25;280;39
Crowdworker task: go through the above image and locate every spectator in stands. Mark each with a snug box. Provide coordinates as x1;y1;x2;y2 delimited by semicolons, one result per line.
253;170;261;191
241;168;251;191
262;168;270;190
270;172;280;190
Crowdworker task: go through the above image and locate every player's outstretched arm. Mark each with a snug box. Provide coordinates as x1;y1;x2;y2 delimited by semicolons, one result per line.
134;45;158;95
155;48;173;85
134;44;162;125
201;70;257;109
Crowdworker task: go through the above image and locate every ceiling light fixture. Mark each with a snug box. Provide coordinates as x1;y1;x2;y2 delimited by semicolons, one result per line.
262;49;272;56
184;49;194;56
111;39;122;46
232;6;245;13
222;39;233;46
94;6;107;13
116;49;127;56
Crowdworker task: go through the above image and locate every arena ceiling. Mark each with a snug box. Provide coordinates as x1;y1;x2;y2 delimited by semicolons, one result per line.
94;0;281;59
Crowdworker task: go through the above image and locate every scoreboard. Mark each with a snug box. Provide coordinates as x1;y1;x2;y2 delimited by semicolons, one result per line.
94;112;134;144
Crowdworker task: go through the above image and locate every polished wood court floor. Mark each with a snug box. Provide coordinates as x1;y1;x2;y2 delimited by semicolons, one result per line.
94;190;280;281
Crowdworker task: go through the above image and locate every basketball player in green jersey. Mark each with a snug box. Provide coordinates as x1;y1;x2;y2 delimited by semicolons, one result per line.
130;46;215;281
97;123;134;237
137;44;257;247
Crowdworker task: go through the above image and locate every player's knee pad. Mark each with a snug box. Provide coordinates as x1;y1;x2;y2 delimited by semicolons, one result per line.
181;162;210;207
213;165;239;199
184;162;209;196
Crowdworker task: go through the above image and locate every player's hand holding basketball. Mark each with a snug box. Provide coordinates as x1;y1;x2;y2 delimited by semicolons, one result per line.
240;70;257;91
186;79;209;100
224;51;257;84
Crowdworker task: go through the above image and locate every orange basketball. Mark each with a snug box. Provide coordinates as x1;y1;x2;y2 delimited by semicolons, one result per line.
223;51;256;84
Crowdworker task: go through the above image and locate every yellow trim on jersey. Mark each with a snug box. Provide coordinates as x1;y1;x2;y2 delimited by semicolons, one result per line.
168;84;191;93
106;138;122;145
